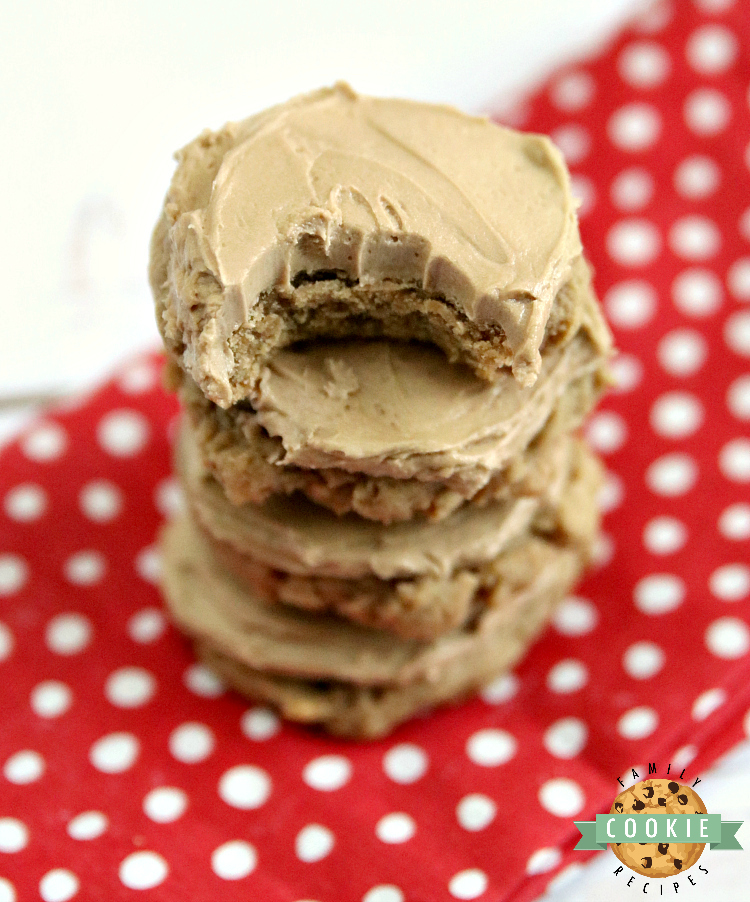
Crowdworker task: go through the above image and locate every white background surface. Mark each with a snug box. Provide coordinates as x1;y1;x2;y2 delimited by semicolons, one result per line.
1;1;747;898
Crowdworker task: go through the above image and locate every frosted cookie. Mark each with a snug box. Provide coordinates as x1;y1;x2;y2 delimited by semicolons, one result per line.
160;513;588;737
150;83;587;408
201;439;601;639
173;266;610;520
610;780;707;878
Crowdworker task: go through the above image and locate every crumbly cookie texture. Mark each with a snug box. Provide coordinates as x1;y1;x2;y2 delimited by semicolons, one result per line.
196;438;601;640
149;83;585;407
610;780;707;878
161;511;589;738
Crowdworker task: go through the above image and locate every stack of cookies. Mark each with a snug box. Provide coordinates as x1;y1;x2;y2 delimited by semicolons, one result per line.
150;84;612;738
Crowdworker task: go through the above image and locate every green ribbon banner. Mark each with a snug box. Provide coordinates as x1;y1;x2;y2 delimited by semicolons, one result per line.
574;815;743;851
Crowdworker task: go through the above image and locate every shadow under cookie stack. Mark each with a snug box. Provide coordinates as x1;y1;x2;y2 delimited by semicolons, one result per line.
150;85;612;738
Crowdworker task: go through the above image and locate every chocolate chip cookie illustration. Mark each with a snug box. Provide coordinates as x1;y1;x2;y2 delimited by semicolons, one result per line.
610;779;707;878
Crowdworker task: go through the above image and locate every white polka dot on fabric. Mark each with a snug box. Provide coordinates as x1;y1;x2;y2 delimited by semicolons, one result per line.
143;787;188;823
546;659;589;693
608;103;662;151
705;617;750;659
466;729;516;767
709;564;750;601
634;574;685;615
79;480;122;522
0;818;28;853
3;750;45;784
604;280;657;328
719;438;750;482
45;613;92;655
725;312;750;357
0;880;14;902
728;258;750;301
64;551;105;586
67;812;107;841
570;174;596;218
526;847;563;876
363;886;405;902
169;722;215;764
650;392;704;439
0;554;28;596
543;718;588;760
218;765;271;810
119;851;169;890
672;745;698;769
610;167;655;211
30;680;73;718
97;410;150;457
0;622;12;662
211;840;257;881
105;667;156;708
295;824;335;863
184;663;224;698
719;503;750;540
154;478;184;519
22;423;67;462
635;0;673;33
118;361;158;395
553;596;598;635
127;608;166;644
135;546;161;584
550;124;590;164
89;732;139;774
456;794;497;832
618;706;659;739
479;672;519;704
4;484;47;522
303;755;352;792
383;743;428;784
669;216;722;261
538;778;585;818
686;24;738;74
39;869;79;902
658;329;708;377
618;41;671;88
240;707;280;741
643;517;687;555
684;88;732;135
692;688;727;722
375;813;416;844
600;470;625;512
448;869;489;900
672;268;723;317
550;71;595;111
607;218;661;267
623;641;666;679
673;155;721;199
646;453;698;496
610;354;643;393
585;411;628;453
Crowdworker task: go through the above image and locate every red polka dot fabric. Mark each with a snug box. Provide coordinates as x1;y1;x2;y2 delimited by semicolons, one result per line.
1;1;750;900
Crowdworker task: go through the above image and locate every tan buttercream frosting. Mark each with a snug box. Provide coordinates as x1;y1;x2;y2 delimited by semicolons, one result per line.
153;83;583;406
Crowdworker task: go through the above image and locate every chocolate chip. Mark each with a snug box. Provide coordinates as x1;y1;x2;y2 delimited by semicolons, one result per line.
641;857;652;868
643;786;654;798
678;794;688;805
668;781;680;793
633;799;645;811
658;798;666;806
674;859;683;870
658;843;669;855
615;802;624;813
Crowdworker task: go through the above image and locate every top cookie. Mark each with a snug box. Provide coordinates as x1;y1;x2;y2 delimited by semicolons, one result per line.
150;83;584;408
